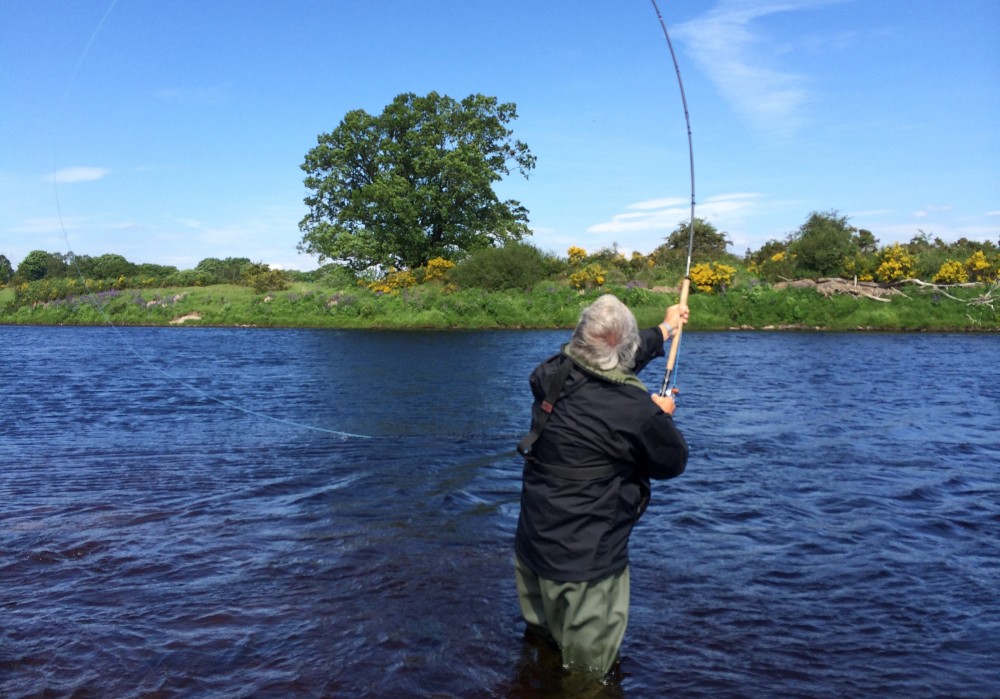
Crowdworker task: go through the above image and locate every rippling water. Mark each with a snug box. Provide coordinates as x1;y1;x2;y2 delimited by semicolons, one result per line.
2;327;998;697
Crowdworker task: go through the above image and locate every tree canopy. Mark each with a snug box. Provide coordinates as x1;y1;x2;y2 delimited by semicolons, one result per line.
0;255;12;284
787;210;859;277
298;91;536;272
653;218;734;267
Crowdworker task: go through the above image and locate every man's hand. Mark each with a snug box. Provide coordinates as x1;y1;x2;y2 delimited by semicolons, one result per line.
651;391;677;415
659;303;691;341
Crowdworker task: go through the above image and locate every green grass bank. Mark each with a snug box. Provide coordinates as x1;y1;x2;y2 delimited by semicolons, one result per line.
2;280;997;332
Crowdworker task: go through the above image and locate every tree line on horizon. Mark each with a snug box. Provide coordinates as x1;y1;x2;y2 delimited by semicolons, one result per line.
3;211;997;304
3;90;998;304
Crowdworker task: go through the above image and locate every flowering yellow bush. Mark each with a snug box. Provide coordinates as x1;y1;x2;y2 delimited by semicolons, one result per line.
630;251;655;269
933;259;968;284
770;251;786;263
567;246;587;266
366;268;417;295
423;257;455;282
875;243;916;282
569;263;606;290
843;255;875;282
965;250;994;282
689;262;736;293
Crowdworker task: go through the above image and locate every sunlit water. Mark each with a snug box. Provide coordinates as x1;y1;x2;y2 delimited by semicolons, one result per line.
2;327;998;697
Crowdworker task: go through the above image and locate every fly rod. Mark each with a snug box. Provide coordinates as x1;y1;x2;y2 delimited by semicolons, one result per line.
651;0;696;399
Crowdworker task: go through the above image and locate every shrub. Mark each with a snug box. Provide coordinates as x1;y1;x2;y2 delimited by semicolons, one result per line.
450;243;554;291
567;246;587;266
933;260;968;284
876;243;916;282
966;250;994;282
367;268;417;295
690;262;736;293
423;257;455;282
569;263;606;290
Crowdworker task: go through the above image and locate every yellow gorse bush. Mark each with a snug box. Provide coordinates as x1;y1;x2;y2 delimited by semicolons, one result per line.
366;268;417;295
876;243;916;282
423;257;455;282
630;251;655;269
567;246;587;266
933;260;968;284
690;262;736;293
569;263;606;290
965;250;994;282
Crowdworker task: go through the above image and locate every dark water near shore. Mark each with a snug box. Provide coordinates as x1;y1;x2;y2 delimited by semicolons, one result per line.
2;326;998;698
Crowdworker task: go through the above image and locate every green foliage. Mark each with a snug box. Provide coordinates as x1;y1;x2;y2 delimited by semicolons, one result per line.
242;263;290;293
195;257;255;285
311;263;358;288
568;263;606;290
653;218;734;268
787;210;859;278
86;253;137;279
3;276;997;331
621;283;653;309
449;242;556;291
298;91;536;271
745;240;796;283
0;254;12;284
15;250;67;282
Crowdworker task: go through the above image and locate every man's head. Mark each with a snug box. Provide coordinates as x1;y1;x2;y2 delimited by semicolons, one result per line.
568;294;641;371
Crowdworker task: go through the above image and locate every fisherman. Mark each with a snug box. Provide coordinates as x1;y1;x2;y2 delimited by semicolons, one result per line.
514;293;690;679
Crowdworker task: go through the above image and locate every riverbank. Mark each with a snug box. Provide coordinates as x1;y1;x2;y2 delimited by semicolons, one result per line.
1;281;997;331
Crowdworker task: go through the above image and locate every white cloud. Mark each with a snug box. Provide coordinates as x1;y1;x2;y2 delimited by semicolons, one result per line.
674;0;845;133
48;167;111;184
586;192;765;236
913;204;954;218
12;216;81;233
586;201;689;235
847;209;893;218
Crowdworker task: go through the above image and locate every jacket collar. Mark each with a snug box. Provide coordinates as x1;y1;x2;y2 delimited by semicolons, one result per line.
562;344;648;392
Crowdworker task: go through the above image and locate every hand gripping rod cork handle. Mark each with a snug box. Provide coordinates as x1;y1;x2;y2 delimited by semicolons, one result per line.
659;277;690;397
651;0;696;399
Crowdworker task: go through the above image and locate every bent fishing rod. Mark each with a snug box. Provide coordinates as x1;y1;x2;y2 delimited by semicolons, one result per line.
650;0;696;399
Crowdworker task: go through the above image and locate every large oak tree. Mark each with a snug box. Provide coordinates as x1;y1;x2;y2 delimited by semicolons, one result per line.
298;92;536;271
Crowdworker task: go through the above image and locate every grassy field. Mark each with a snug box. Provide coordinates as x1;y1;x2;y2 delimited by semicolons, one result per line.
1;280;997;331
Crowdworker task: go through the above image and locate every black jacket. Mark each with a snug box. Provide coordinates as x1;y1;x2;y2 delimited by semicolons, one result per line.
514;327;689;583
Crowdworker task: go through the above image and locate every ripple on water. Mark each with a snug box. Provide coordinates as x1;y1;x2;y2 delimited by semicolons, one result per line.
2;328;999;697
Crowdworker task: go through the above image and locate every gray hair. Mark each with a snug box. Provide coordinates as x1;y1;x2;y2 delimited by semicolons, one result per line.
568;294;641;370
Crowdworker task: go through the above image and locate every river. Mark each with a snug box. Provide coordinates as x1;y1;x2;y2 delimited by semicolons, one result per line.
2;326;998;697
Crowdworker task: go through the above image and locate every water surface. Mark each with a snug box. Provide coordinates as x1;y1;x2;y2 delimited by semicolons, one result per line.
2;327;998;697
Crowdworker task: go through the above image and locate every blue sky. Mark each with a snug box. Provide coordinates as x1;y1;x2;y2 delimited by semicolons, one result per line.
3;0;998;271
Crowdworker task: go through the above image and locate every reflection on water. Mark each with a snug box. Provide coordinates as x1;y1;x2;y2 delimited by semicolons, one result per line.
1;327;998;697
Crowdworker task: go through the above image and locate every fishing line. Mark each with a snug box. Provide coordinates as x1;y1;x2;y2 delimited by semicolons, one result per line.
650;0;696;399
50;0;371;440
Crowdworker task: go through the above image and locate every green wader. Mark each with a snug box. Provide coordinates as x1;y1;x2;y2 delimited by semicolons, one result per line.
514;555;630;677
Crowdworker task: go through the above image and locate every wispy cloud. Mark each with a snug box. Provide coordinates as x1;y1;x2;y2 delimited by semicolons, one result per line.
12;216;82;233
847;209;893;218
913;205;954;218
674;0;845;133
587;193;764;236
48;166;111;184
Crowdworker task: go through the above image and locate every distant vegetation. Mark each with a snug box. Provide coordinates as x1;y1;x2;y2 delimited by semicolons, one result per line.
2;212;998;331
4;89;997;331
